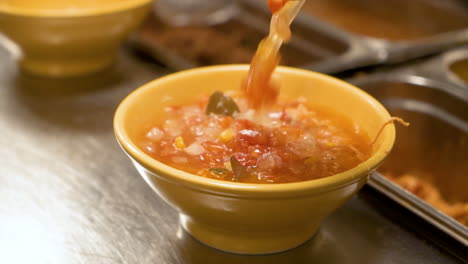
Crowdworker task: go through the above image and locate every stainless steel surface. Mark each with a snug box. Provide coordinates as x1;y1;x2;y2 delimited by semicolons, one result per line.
0;43;464;263
352;72;468;247
133;0;468;74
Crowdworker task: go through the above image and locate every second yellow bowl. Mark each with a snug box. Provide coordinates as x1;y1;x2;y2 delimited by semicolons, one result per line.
0;0;152;77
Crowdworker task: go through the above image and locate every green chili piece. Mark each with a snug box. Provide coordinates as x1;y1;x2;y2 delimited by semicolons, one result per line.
208;168;228;176
206;91;240;116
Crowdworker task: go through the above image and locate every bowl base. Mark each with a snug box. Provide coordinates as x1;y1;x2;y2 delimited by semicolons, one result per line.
179;214;320;255
20;54;115;77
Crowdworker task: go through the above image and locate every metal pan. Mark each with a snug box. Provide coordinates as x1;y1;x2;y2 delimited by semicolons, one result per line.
297;0;468;66
446;49;468;86
129;1;376;73
131;0;468;74
405;47;468;90
130;1;354;71
350;49;468;247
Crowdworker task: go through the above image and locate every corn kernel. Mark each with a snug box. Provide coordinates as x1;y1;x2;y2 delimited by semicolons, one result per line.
224;161;232;171
219;129;234;143
174;136;186;149
326;142;335;147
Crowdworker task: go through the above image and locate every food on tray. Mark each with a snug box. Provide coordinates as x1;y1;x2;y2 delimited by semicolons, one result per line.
136;13;314;67
385;173;468;226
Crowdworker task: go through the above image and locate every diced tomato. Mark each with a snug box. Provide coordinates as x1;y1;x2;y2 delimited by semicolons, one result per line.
202;141;226;152
232;152;251;165
238;129;269;145
268;0;287;13
216;116;233;129
248;145;269;158
280;107;291;122
235;119;255;130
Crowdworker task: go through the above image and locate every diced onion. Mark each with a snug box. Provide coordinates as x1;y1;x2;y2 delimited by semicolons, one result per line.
164;119;182;137
146;127;164;141
287;134;316;159
257;152;282;170
185;142;205;155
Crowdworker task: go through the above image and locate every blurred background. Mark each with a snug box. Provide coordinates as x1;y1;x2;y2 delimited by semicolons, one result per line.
0;0;467;263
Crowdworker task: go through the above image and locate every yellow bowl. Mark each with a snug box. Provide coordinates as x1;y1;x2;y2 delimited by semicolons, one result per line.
0;0;152;77
114;65;395;254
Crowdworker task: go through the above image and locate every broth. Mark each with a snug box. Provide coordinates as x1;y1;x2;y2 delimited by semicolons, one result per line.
139;95;372;183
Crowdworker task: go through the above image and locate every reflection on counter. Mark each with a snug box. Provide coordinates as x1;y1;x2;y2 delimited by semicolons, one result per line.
0;215;65;264
173;225;347;264
302;0;468;41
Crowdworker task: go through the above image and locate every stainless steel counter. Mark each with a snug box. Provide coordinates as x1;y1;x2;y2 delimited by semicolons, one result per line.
0;46;464;264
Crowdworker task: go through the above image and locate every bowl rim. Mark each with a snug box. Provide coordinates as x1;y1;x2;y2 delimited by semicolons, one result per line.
0;0;152;17
114;65;395;198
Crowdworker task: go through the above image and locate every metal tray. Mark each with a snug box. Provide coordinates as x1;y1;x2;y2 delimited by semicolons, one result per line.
350;49;468;247
130;1;350;71
447;50;468;86
132;0;468;74
298;0;468;67
408;47;468;89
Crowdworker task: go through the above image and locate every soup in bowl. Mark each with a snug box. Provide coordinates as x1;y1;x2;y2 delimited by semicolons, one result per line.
114;65;395;254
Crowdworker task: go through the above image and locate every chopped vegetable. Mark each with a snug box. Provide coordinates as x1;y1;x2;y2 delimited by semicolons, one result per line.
219;129;235;143
286;134;316;159
174;136;186;149
185;142;205;155
209;168;229;176
230;156;247;182
163;119;182;137
206;91;240;116
224;161;232;171
146;127;165;141
257;152;282;170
